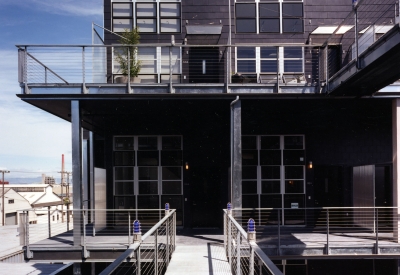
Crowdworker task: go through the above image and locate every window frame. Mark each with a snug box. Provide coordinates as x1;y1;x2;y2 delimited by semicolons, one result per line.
234;0;304;34
111;1;182;34
235;3;257;33
112;2;134;32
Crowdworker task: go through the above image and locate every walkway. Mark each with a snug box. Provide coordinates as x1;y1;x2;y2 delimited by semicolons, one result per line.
165;229;232;275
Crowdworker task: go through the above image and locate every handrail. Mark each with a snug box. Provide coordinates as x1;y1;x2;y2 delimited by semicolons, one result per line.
99;209;176;275
224;209;284;275
23;51;69;84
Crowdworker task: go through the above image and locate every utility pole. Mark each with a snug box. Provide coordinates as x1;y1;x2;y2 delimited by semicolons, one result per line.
0;169;10;226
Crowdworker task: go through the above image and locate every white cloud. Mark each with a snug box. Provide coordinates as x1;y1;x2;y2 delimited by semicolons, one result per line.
0;0;103;17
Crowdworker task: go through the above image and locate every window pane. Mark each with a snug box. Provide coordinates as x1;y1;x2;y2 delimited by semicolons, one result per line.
115;182;134;195
237;47;256;58
113;3;132;17
137;18;157;32
115;137;134;150
261;60;277;72
162;181;182;194
139;181;158;194
243;181;257;194
138;195;159;208
236;19;256;33
261;166;281;179
243;150;258;166
262;181;281;194
161;60;181;73
136;74;158;83
285;166;304;179
282;3;303;17
136;3;156;17
284;136;303;149
115;167;134;181
237;60;256;73
242;136;257;149
137;151;159;166
236;3;256;17
243;195;259;208
138;137;158;150
243;166;257;180
284;48;303;58
160;75;181;83
114;151;135;166
162;136;181;150
113;19;132;32
161;18;181;33
140;60;157;74
259;3;279;17
260;150;281;165
115;196;135;209
261;136;280;149
284;60;303;72
139;167;158;180
260;194;282;208
160;3;180;17
260;19;280;33
162;167;182;180
285;180;304;193
161;150;183;166
261;47;277;58
138;47;157;59
283;150;305;165
282;18;304;33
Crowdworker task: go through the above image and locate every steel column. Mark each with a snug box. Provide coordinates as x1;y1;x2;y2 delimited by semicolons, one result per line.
231;97;242;209
71;100;83;247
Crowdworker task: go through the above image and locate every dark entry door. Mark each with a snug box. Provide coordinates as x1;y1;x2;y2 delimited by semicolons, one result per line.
190;165;221;228
189;47;220;83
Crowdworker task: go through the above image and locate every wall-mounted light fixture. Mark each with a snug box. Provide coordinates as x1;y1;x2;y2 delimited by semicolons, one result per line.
185;162;189;170
308;161;313;169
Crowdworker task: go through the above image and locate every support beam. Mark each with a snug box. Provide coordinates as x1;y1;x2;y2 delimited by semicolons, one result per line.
393;99;400;243
231;98;242;208
71;100;83;247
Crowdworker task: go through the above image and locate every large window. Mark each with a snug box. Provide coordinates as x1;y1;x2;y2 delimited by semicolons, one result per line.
113;135;183;225
112;0;181;33
236;0;303;34
113;46;182;83
242;135;306;225
236;46;304;82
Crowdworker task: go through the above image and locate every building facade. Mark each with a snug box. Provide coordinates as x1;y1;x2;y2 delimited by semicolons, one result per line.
16;0;400;273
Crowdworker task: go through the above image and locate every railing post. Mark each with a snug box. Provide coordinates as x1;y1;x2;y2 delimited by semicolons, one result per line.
276;46;280;92
228;213;232;264
325;46;329;92
24;46;30;94
154;229;158;275
278;209;281;256
137;246;141;275
45;67;47;84
169;45;174;93
326;209;330;255
67;204;70;231
236;228;240;275
127;46;132;94
248;218;255;275
376;208;379;254
48;206;51;238
25;210;32;259
128;211;131;245
82;46;88;94
166;218;170;265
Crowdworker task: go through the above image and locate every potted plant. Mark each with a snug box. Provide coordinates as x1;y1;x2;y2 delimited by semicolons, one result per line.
114;28;141;83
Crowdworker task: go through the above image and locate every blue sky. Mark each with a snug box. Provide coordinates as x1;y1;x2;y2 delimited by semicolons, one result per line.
0;0;103;181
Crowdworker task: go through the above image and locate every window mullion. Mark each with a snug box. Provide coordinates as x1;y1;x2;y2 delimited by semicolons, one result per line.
256;47;260;75
279;1;283;34
157;2;160;34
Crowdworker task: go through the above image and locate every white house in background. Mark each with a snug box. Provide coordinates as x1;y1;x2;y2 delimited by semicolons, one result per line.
7;184;64;224
0;188;32;225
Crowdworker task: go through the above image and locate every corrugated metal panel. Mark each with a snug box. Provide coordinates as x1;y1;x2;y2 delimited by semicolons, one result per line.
353;165;375;229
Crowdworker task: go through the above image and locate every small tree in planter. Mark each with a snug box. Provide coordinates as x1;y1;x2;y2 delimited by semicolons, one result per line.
114;28;141;83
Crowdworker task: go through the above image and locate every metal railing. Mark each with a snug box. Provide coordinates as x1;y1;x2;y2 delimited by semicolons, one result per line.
224;209;283;275
228;207;400;255
19;208;175;252
99;209;176;275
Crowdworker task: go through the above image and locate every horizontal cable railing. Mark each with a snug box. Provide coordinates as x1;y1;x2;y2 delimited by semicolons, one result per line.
18;208;175;250
224;209;283;275
99;209;176;275
16;44;319;92
322;0;397;83
229;207;400;255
